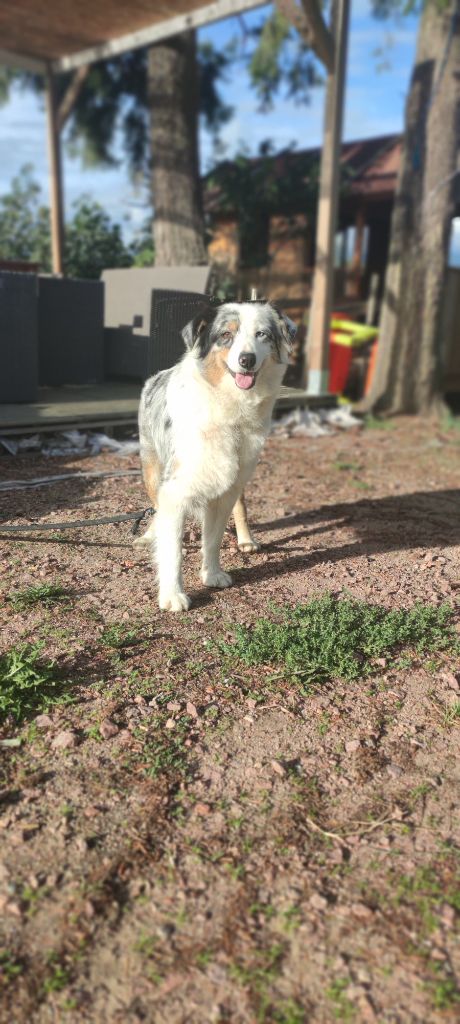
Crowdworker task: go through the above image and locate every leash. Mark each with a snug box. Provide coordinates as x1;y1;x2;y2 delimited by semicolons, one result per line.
0;507;155;537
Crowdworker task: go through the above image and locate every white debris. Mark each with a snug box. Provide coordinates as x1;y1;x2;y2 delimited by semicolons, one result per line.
272;405;362;438
0;430;139;458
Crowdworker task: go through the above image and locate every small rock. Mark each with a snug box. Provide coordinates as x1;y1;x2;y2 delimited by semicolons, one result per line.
83;805;99;819
386;764;403;778
165;718;175;730
134;695;147;705
167;701;181;712
271;760;286;777
441;904;455;928
345;739;361;753
309;893;328;911
194;802;211;816
350;901;374;921
35;714;53;730
51;730;77;751
186;701;198;718
246;698;257;711
99;719;119;740
6;901;22;917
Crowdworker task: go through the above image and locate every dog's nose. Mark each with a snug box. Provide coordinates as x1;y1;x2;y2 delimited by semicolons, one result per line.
238;351;256;370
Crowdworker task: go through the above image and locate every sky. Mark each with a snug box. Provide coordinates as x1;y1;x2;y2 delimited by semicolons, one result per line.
0;0;420;243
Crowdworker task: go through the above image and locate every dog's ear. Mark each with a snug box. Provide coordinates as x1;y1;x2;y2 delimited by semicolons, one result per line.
181;306;216;351
274;307;297;352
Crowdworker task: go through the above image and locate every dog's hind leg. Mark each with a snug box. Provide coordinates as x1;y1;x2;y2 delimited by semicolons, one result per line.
232;493;261;553
133;450;161;549
201;491;238;589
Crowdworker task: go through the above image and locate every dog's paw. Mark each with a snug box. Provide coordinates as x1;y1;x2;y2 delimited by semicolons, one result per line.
201;569;233;589
238;538;261;553
133;534;152;549
159;590;191;612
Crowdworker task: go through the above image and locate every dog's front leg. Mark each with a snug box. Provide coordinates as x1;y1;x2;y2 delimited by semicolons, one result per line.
155;485;190;612
201;491;237;589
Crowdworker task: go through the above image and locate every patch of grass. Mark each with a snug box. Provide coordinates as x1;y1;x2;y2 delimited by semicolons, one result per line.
8;582;69;612
443;701;460;726
0;643;71;724
272;999;307;1024
100;624;140;649
219;596;459;686
0;950;23;984
326;977;356;1021
42;964;70;994
137;719;190;779
230;943;285;1019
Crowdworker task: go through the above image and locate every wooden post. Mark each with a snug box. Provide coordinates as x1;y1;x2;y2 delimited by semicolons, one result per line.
45;66;65;275
304;0;351;393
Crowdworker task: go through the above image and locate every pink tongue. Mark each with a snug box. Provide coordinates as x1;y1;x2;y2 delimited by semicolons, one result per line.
235;372;255;390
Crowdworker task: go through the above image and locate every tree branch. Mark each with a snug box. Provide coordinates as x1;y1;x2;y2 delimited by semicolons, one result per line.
277;0;335;72
57;65;90;133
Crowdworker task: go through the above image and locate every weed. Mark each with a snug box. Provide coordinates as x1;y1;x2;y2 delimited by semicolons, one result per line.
0;950;23;983
8;582;70;612
195;948;214;968
443;701;460;726
429;970;460;1010
100;624;140;650
334;460;361;471
326;977;356;1021
134;933;157;957
0;643;71;724
219;596;458;686
138;719;190;779
43;958;70;994
272;1000;307;1024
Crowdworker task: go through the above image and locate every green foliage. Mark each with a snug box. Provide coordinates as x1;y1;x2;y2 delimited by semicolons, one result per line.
64;196;131;279
100;624;140;649
8;582;69;612
0;166;133;278
220;596;458;685
0;164;51;268
249;10;321;111
0;643;70;724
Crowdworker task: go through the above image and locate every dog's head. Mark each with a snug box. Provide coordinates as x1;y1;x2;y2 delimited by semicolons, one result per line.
181;301;296;392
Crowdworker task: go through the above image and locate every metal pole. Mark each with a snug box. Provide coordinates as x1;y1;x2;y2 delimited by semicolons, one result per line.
304;0;350;393
45;65;65;275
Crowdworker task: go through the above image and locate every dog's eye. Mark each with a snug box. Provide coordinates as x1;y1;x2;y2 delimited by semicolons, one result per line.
255;330;266;338
221;331;232;342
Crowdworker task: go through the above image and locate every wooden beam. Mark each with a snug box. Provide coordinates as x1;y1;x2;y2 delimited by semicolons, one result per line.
304;0;350;393
57;65;90;132
276;0;334;71
53;0;266;73
0;48;46;74
45;67;65;276
299;0;334;72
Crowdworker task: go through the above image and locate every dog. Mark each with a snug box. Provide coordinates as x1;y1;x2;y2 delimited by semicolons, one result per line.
135;300;296;611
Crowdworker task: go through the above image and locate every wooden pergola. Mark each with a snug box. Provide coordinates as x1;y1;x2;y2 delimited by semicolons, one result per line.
0;0;350;394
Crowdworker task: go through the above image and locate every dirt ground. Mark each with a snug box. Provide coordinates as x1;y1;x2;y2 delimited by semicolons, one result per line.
0;416;459;1023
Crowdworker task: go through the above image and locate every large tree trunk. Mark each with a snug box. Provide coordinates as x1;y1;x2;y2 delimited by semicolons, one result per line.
147;32;207;265
366;1;460;414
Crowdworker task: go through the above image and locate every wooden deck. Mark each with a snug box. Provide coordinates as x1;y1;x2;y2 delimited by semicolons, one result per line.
0;383;336;436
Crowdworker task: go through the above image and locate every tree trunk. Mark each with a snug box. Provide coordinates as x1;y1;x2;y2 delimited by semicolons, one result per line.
147;32;207;265
366;0;460;414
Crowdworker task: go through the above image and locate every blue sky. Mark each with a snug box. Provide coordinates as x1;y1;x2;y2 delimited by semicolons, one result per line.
0;0;420;241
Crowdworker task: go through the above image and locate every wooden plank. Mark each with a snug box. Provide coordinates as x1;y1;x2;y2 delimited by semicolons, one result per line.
53;0;265;72
304;0;350;393
45;67;65;276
